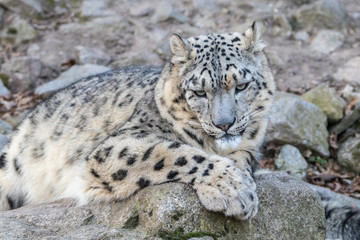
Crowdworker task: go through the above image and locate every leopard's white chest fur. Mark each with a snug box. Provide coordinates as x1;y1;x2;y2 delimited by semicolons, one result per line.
215;135;243;152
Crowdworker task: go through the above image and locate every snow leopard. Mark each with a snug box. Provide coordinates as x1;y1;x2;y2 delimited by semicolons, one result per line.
0;22;275;220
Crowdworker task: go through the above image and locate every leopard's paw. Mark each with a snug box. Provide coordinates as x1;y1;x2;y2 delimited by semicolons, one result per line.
193;158;258;220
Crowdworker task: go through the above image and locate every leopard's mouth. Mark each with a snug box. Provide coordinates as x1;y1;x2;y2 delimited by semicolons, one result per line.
214;128;245;139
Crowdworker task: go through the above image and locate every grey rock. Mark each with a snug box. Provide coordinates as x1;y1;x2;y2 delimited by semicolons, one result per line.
332;56;360;86
112;51;162;68
264;48;285;72
35;64;111;95
0;217;51;240
0;15;37;44
4;111;28;128
0;134;8;151
340;85;360;102
189;237;214;240
155;39;172;59
310;30;344;54
27;16;131;68
337;136;360;174
294;31;310;42
20;0;43;12
0;0;42;17
330;101;360;134
308;184;360;208
80;0;115;18
75;46;111;66
267;92;330;157
58;16;130;39
193;0;219;13
0;213;159;240
151;1;173;23
0;7;4;29
289;0;317;6
0;119;12;135
301;85;346;122
0;78;10;96
151;1;188;23
271;15;292;38
63;227;161;240
292;0;348;31
129;4;154;17
1;56;59;91
193;16;217;29
0;0;82;17
351;121;360;134
0;172;325;239
26;41;66;69
275;144;308;179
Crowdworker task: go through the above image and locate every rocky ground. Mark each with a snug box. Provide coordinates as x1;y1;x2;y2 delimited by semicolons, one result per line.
0;0;359;239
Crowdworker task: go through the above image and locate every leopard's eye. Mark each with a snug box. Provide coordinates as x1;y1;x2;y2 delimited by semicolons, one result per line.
194;90;206;97
235;83;249;93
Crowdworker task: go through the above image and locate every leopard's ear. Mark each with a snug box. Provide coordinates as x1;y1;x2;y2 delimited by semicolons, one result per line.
169;34;191;60
241;21;265;52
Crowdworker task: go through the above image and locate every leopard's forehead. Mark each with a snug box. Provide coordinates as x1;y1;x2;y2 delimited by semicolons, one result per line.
187;33;256;68
185;33;260;89
188;33;239;46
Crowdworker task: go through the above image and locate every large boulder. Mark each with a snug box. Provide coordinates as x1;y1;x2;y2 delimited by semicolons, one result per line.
35;64;111;95
275;144;308;179
75;46;112;66
291;0;348;31
267;92;330;157
337;136;360;174
309;30;344;55
0;172;325;239
332;56;360;86
0;119;12;136
0;15;37;44
0;134;8;151
301;85;346;123
79;0;115;18
26;16;132;68
0;79;10;97
1;56;59;91
0;0;82;18
330;101;360;134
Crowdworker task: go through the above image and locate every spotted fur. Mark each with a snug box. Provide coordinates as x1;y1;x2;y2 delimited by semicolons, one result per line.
0;22;274;220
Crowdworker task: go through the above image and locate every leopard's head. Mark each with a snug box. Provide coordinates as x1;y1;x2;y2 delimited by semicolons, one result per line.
164;22;275;151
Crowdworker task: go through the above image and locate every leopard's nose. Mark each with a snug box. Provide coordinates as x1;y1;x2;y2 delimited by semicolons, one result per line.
213;118;235;132
217;124;231;132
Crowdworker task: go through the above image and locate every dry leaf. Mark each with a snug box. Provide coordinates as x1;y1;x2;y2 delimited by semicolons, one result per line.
333;182;342;192
303;149;312;158
329;133;338;149
345;98;358;115
0;99;15;110
352;176;360;192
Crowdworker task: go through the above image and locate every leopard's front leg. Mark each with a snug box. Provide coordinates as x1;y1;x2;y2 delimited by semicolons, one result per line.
84;134;258;220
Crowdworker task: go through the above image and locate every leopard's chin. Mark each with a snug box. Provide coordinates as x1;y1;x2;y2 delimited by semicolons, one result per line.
214;134;243;152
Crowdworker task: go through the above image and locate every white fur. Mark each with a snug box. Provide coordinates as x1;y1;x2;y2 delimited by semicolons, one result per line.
58;161;88;205
215;135;243;152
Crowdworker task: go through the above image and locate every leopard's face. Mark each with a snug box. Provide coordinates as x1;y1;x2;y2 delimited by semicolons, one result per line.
169;24;274;149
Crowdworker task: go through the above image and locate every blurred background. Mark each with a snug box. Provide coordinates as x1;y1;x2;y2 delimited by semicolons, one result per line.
0;0;359;198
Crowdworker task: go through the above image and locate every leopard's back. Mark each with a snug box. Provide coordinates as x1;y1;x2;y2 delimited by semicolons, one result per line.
1;66;162;206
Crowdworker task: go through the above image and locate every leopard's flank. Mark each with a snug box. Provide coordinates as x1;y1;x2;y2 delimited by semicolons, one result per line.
0;22;274;220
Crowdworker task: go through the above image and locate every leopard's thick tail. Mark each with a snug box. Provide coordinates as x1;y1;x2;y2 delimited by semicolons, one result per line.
308;184;360;240
0;147;26;211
